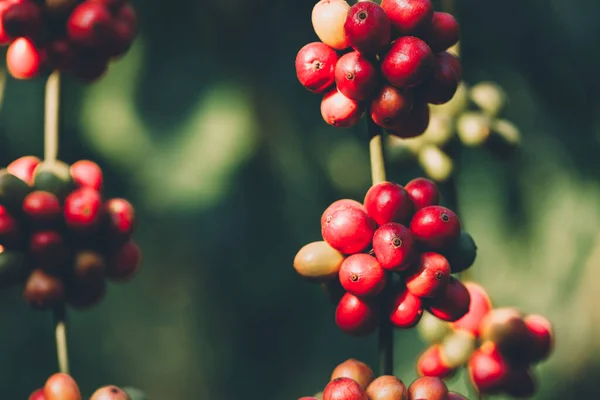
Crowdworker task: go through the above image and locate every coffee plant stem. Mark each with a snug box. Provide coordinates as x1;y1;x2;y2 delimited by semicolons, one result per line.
45;69;70;374
367;115;394;376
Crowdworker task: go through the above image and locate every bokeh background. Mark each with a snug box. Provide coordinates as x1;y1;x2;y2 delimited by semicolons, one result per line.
1;0;600;398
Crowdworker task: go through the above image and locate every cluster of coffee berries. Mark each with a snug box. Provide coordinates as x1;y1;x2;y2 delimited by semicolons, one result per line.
387;74;521;181
299;358;468;400
29;372;147;400
295;0;461;134
0;0;137;81
294;177;477;336
416;283;553;398
0;155;141;311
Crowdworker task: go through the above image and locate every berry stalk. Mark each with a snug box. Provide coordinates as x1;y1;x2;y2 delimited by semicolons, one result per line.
44;69;70;374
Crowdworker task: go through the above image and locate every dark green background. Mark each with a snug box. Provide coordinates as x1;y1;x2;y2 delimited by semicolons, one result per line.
1;0;599;398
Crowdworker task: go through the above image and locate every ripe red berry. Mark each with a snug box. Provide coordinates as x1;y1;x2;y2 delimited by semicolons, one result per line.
339;254;386;297
28;388;46;400
405;252;450;298
323;377;369;400
381;36;434;89
0;0;17;45
331;359;374;389
66;277;107;310
424;12;460;53
70;160;103;191
404;178;439;211
407;376;448;400
417;345;455;378
72;250;106;284
105;240;141;282
366;376;407;400
90;385;130;400
321;89;364;128
335;292;379;336
409;205;460;249
30;230;69;272
384;99;430;138
322;206;377;254
334;51;379;101
468;342;511;395
389;286;422;328
420;52;459;105
369;85;413;129
23;268;65;311
344;1;390;55
0;205;21;247
504;368;536;398
64;187;103;232
67;2;114;47
381;0;434;36
110;9;137;58
438;51;461;81
296;42;338;94
104;198;135;243
321;199;364;227
44;373;81;400
480;308;531;356
364;181;413;225
7;156;41;185
427;276;470;322
524;314;553;363
451;282;491;337
7;37;45;79
372;223;415;270
23;191;61;226
2;1;42;40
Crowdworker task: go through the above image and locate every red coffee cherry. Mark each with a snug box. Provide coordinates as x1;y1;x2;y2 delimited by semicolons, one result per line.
30;230;69;271
0;0;17;45
426;276;470;322
468;342;511;395
323;377;369;400
407;376;448;400
331;359;374;389
404;178;439;211
7;37;45;79
64;187;103;232
405;252;450;298
2;1;42;40
424;12;460;53
504;368;536;398
335;292;379;336
381;36;434;89
438;51;461;81
23;191;61;226
28;388;46;400
344;1;390;55
320;89;364;128
322;206;377;254
70;160;103;191
72;250;106;284
389;286;422;328
480;308;530;357
321;199;364;227
451;282;492;337
109;3;137;57
90;385;130;400
295;42;339;94
364;181;413;225
366;375;407;400
105;240;141;282
44;373;81;400
523;314;553;363
372;223;415;271
381;0;433;36
0;205;21;247
23;269;65;311
447;392;468;400
370;85;413;129
385;100;430;138
420;52;459;105
334;51;379;101
409;205;460;249
339;253;386;297
417;345;455;379
67;2;114;47
66;277;107;310
7;155;41;185
104;198;135;243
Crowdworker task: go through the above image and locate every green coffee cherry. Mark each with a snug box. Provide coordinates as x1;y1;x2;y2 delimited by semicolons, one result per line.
440;329;477;368
418;145;454;182
469;82;507;117
417;311;452;344
421;112;455;147
0;169;31;212
456;112;491;147
443;231;477;274
0;251;30;289
33;160;75;201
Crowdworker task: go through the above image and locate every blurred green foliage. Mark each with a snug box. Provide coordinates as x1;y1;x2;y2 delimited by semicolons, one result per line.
1;0;600;399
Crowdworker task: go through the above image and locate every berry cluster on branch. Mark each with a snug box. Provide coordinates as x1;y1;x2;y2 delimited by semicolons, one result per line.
299;358;468;400
28;372;147;400
295;0;461;135
294;178;477;336
0;156;141;311
416;283;553;398
0;0;137;81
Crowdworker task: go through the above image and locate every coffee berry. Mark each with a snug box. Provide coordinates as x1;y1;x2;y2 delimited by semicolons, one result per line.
29;372;147;400
0;155;141;311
